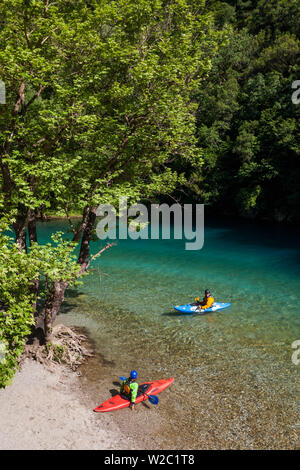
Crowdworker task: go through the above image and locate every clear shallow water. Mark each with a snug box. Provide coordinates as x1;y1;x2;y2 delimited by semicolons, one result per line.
39;218;300;449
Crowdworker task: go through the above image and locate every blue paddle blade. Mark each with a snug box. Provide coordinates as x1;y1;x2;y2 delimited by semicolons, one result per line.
146;394;159;405
119;376;127;381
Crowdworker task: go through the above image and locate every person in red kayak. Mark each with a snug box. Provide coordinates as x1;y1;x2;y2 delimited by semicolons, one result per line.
194;289;214;310
120;370;139;411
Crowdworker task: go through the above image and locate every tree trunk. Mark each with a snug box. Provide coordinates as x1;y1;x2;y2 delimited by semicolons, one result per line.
41;280;69;342
39;206;97;341
77;206;97;273
13;213;28;253
28;209;37;245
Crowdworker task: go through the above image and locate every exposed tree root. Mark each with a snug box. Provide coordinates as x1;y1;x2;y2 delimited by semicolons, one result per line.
21;324;94;371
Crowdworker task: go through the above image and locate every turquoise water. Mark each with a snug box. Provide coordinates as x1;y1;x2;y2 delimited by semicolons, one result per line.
39;218;300;449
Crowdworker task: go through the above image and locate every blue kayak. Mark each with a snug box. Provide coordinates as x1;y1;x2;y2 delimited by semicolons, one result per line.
174;302;231;314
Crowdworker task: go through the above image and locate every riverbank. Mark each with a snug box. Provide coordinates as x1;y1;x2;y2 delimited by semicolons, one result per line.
0;357;140;450
1;321;298;450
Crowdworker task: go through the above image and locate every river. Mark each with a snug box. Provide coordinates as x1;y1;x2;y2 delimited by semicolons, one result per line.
38;217;300;449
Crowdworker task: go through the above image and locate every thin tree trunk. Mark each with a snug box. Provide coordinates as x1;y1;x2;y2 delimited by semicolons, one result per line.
40;206;98;341
77;206;97;273
13;212;28;253
28;209;37;245
42;280;69;342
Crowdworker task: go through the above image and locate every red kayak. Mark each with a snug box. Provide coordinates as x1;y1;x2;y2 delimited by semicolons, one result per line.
94;377;174;412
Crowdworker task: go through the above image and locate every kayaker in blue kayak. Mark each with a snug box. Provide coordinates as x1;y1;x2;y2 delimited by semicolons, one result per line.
194;289;215;310
120;370;139;411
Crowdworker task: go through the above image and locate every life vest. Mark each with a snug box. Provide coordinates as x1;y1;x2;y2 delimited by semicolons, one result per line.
123;380;132;396
201;295;214;309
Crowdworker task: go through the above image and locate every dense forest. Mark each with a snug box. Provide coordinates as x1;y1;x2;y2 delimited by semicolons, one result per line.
0;0;299;386
186;0;300;223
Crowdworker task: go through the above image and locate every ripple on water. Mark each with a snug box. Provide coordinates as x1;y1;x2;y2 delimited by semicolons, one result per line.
45;218;300;448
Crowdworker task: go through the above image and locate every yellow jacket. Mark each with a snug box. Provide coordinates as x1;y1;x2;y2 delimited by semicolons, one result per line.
200;296;214;310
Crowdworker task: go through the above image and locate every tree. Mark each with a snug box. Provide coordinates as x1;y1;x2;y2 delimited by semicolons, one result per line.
0;224;81;386
0;224;38;386
0;0;220;348
191;0;300;222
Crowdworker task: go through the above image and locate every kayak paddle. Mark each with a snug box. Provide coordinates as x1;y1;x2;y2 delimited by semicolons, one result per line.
145;393;159;405
119;376;159;405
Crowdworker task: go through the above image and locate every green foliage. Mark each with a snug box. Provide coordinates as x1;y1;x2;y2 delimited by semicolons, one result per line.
0;0;220;218
0;227;80;387
2;0;298;387
191;0;300;222
0;1;220;386
31;232;82;294
0;228;37;386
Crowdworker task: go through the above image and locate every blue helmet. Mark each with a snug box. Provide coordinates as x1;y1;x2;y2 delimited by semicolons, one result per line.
130;370;138;379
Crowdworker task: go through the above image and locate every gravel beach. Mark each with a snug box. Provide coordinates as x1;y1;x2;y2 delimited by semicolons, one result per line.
0;358;138;450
